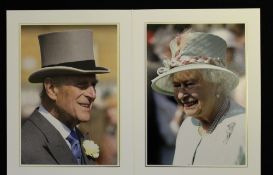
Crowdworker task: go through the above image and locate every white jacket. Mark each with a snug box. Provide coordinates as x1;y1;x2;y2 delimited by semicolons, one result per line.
173;99;245;166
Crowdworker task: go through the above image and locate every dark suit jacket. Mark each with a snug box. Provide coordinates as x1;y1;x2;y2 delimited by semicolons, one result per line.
21;109;96;165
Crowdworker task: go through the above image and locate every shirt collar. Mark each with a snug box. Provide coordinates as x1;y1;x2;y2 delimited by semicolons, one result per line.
38;105;71;140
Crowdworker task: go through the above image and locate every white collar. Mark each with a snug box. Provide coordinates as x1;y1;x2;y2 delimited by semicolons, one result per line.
38;105;71;140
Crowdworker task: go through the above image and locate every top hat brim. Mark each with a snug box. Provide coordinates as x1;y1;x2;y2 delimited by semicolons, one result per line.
151;63;239;96
29;66;110;83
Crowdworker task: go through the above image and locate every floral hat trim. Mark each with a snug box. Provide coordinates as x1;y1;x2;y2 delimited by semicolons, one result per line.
157;30;226;75
157;55;225;75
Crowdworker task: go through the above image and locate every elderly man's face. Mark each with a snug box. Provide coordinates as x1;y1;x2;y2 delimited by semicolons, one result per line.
172;70;218;120
48;75;97;126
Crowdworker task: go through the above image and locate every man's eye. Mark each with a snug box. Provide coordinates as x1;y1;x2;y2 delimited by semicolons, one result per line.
91;83;97;89
76;83;89;89
76;81;97;89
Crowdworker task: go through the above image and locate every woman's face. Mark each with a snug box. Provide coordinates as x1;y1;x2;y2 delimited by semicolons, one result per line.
172;70;218;121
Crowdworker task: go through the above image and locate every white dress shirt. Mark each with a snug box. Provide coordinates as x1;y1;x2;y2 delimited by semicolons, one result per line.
38;105;73;148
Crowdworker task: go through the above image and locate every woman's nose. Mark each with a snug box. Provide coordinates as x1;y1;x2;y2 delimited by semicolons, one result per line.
177;91;184;99
177;86;188;99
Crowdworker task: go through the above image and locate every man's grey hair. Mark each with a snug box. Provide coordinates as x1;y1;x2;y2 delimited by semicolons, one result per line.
40;77;62;102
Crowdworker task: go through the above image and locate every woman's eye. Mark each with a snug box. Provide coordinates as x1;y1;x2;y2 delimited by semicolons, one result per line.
186;82;196;88
173;83;181;88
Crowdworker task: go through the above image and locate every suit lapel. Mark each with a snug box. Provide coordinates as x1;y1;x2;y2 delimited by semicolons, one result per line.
30;110;77;164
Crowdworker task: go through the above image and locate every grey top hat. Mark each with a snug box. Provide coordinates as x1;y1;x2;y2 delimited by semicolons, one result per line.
29;29;110;83
151;31;239;96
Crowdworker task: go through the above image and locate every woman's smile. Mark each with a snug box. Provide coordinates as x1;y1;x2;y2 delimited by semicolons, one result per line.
181;96;198;108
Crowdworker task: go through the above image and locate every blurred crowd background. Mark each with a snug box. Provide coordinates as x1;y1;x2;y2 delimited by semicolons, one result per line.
21;25;118;165
146;24;245;165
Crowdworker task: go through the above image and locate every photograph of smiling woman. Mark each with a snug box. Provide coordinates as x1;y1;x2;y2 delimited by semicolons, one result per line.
147;24;246;166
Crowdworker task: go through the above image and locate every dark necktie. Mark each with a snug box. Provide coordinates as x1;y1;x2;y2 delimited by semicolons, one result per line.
66;130;82;164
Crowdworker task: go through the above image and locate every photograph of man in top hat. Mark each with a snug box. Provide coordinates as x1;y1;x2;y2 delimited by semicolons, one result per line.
147;24;246;166
21;27;118;165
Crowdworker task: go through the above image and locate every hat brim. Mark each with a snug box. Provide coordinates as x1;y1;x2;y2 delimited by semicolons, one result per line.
29;66;110;83
151;64;239;96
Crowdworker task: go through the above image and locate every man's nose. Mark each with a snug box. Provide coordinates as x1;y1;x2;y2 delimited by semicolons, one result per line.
84;85;96;100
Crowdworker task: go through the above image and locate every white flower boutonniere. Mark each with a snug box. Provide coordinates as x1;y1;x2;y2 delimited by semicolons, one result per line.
82;140;100;159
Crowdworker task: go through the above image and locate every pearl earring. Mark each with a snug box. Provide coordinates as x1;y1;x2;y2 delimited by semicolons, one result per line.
216;94;220;98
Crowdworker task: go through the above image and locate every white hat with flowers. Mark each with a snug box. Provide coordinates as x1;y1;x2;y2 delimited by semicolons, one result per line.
151;30;239;96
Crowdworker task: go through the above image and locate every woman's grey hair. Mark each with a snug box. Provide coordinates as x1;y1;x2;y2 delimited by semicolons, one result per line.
170;69;233;95
200;69;233;95
170;69;232;95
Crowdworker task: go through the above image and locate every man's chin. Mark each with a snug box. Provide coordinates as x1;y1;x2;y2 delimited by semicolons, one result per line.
77;114;91;122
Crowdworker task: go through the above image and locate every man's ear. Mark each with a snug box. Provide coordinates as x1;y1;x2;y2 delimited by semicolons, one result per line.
44;78;58;101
